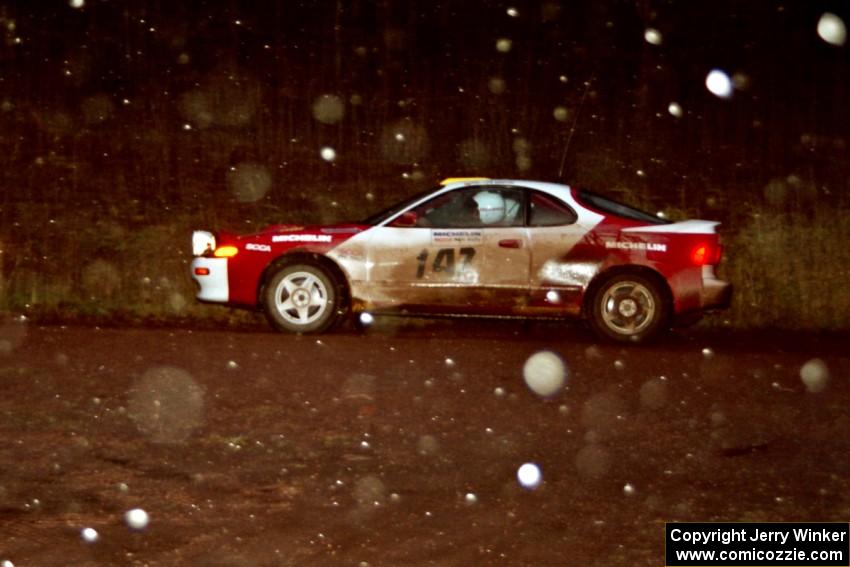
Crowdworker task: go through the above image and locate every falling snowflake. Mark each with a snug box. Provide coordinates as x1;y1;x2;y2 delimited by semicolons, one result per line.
517;463;542;489
817;13;847;46
125;508;149;530
667;102;683;117
644;28;662;45
705;69;733;99
523;351;567;397
320;146;337;162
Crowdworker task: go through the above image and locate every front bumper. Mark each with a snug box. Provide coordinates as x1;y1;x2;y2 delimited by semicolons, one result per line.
191;257;229;302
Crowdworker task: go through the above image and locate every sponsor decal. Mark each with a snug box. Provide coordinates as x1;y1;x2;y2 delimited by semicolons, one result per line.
245;243;271;252
272;234;333;243
605;240;667;252
431;230;483;245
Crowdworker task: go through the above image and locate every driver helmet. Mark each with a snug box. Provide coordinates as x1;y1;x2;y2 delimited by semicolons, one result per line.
473;191;505;224
503;196;520;223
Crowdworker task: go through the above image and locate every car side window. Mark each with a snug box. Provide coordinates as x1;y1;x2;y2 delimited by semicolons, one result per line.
528;191;577;226
411;187;524;228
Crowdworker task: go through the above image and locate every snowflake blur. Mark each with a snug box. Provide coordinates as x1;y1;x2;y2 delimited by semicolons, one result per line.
705;69;733;99
80;527;98;543
523;351;567;397
128;366;204;443
817;13;847;46
125;508;149;530
644;28;662;45
320;146;337;162
517;463;542;489
800;358;829;393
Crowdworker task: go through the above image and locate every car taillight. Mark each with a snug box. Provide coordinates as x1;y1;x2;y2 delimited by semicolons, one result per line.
691;243;722;266
214;245;239;258
194;267;210;276
691;245;708;265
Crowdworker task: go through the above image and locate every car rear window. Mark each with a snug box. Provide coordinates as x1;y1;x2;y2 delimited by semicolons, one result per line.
576;189;670;225
529;191;577;226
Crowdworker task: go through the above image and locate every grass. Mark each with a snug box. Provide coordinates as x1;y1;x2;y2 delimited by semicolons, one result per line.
1;189;848;331
723;207;850;330
0;0;847;332
0;203;251;326
0;115;847;332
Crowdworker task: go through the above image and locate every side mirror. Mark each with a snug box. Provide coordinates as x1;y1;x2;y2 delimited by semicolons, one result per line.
390;211;418;227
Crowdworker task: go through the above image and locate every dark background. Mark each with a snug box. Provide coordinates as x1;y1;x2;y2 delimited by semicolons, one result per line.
1;7;850;564
2;0;848;217
0;1;848;329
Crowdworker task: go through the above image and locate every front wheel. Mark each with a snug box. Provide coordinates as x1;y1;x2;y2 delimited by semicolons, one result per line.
262;263;342;333
588;274;668;343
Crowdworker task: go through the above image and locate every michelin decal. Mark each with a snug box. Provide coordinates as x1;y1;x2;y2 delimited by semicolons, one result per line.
605;240;667;252
272;234;333;243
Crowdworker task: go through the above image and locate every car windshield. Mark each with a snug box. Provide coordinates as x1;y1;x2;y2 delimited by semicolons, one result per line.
576;189;670;225
360;187;438;225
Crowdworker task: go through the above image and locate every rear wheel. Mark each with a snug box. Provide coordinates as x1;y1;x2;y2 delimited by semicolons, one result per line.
588;274;668;343
263;263;341;333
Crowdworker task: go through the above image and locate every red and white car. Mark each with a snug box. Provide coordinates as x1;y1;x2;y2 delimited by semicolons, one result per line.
191;178;731;342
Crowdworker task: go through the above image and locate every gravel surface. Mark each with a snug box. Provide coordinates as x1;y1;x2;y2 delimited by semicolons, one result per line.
0;320;848;566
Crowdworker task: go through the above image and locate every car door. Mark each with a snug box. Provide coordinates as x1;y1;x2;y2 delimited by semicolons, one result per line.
470;187;531;313
525;189;602;315
363;186;530;314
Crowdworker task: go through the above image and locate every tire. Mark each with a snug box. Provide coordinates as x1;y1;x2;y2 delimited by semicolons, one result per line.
262;262;342;333
588;273;669;343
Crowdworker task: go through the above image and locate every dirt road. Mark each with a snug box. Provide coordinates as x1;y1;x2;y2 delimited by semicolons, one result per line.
1;320;848;566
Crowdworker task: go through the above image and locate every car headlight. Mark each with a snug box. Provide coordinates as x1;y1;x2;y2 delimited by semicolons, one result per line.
192;230;216;257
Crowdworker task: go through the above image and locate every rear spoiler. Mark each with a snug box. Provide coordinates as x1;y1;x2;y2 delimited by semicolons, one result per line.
622;220;720;234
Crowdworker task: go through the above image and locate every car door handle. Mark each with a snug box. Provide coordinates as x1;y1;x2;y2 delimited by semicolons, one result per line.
498;239;522;249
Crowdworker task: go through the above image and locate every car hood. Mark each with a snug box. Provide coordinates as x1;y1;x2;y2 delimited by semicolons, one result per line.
258;222;368;236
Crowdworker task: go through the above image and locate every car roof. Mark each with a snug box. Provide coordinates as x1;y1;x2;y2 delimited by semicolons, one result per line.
439;178;574;196
384;179;675;228
374;178;590;227
441;177;564;187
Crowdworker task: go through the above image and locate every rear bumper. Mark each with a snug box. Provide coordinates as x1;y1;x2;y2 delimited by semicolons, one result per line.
700;266;732;310
191;257;229;302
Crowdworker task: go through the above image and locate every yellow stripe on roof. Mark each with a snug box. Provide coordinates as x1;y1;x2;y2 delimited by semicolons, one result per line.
440;177;490;185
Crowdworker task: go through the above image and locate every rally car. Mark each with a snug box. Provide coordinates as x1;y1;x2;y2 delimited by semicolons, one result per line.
190;178;731;343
